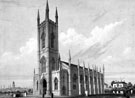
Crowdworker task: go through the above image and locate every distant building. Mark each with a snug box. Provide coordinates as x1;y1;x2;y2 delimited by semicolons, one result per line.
112;81;127;94
112;81;127;88
12;81;15;88
33;0;105;97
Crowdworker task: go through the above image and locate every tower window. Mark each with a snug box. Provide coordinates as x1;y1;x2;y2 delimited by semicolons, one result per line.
41;32;45;49
63;75;65;83
40;56;46;72
51;32;55;48
54;78;58;90
52;58;55;71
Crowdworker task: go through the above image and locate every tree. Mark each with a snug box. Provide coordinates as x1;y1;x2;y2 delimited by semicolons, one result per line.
111;81;115;86
127;82;132;87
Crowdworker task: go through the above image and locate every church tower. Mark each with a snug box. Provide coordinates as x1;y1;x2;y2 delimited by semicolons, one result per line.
37;0;59;96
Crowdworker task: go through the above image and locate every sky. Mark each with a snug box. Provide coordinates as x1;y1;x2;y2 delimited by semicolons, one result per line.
0;0;135;87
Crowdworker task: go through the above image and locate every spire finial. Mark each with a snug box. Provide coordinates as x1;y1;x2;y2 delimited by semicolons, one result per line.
100;67;101;72
97;65;98;72
69;50;71;62
45;0;49;19
88;63;90;69
37;9;40;19
78;59;80;68
55;7;58;24
46;0;49;11
78;59;80;65
37;9;40;25
59;54;61;70
83;61;85;68
103;64;105;72
34;68;35;74
58;53;61;61
55;7;58;17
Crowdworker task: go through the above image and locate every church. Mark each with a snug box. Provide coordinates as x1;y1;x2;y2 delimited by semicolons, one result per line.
33;1;105;97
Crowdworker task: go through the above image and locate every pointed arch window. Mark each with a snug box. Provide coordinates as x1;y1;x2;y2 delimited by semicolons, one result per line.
54;77;58;90
73;74;77;82
52;58;55;71
51;32;55;48
80;75;83;83
41;28;45;48
73;84;76;90
40;56;46;72
36;81;38;90
85;75;88;83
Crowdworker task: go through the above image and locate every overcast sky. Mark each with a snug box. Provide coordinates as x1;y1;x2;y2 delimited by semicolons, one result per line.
0;0;135;87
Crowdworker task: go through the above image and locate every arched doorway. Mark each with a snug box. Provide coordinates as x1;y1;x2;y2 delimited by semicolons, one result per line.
62;86;66;95
43;79;47;95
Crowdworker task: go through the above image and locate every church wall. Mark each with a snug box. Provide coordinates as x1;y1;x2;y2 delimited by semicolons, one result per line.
71;65;79;95
94;71;98;94
49;51;58;71
33;74;40;95
89;70;94;94
85;68;89;94
60;69;69;96
79;67;85;95
52;71;60;95
101;74;104;94
98;72;101;94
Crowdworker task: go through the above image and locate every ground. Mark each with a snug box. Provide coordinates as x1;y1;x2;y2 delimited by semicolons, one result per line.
0;94;135;98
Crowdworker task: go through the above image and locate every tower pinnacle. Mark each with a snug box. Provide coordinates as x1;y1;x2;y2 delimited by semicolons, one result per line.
45;0;49;20
58;53;61;61
103;64;105;73
46;0;49;11
83;61;85;68
34;68;35;74
37;9;40;25
68;50;71;62
55;7;58;24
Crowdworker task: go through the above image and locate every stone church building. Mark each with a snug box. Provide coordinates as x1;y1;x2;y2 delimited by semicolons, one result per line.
33;1;105;97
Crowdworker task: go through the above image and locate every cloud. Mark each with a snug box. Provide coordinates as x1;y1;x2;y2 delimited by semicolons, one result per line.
60;28;87;46
102;55;113;63
20;38;37;56
59;20;124;63
123;47;132;56
87;20;123;46
0;37;37;77
60;20;123;50
102;46;135;65
59;28;87;60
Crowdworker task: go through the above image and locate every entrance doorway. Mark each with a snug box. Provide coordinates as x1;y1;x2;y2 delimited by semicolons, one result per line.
62;86;66;95
43;79;47;95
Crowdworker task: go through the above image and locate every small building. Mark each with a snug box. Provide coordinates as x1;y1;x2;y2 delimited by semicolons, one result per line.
112;81;127;94
112;81;127;88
